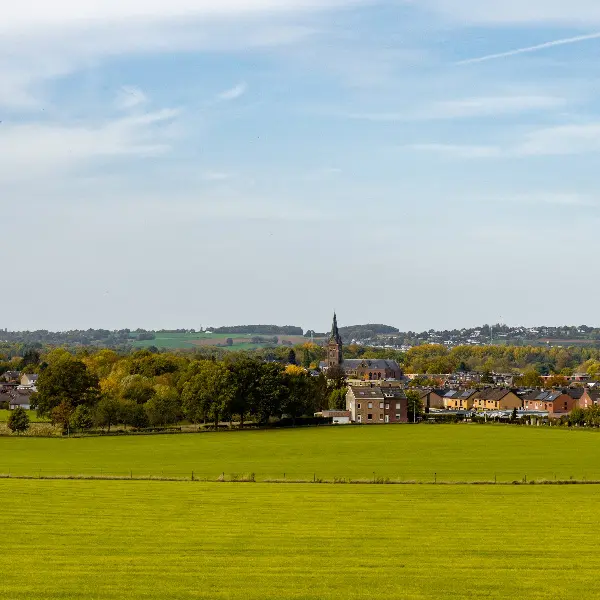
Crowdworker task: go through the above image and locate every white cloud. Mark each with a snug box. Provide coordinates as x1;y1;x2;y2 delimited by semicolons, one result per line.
202;171;235;181
345;95;565;122
517;123;600;156
0;0;367;33
0;109;180;183
217;83;248;102
428;95;566;118
422;0;600;24
115;86;148;110
409;144;502;158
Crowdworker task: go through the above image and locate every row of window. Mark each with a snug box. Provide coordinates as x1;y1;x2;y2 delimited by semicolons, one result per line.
356;402;402;410
356;414;402;422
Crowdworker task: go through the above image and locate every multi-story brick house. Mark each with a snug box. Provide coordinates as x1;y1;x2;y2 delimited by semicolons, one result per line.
346;386;408;424
523;390;580;415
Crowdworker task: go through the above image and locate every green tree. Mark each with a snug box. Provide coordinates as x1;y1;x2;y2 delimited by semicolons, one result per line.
405;390;423;423
119;375;155;405
34;356;100;417
95;395;121;432
281;371;314;423
71;405;93;431
227;357;262;428
182;361;233;427
325;364;346;391
517;368;543;388
51;400;74;434
328;387;347;410
7;407;30;435
145;385;182;426
251;362;286;424
119;400;149;429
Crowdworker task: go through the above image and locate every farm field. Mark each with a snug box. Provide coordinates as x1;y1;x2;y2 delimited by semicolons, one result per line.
131;331;316;350
1;480;600;599
2;425;600;481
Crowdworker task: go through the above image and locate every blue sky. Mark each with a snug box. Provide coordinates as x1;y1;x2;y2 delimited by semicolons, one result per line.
2;0;600;332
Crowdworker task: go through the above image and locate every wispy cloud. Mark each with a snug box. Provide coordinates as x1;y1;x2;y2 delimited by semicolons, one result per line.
115;86;148;110
0;109;180;183
423;0;600;25
346;95;565;122
409;144;502;159
202;171;235;181
457;32;600;65
410;121;600;159
217;82;248;101
517;123;600;156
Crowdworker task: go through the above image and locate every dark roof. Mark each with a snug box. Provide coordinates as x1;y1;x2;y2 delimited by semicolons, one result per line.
477;388;515;401
567;388;584;399
9;393;31;406
342;359;402;371
460;390;479;399
349;386;385;399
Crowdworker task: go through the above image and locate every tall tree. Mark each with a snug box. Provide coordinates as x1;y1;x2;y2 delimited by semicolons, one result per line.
7;407;30;435
405;390;423;423
34;356;100;417
182;361;232;427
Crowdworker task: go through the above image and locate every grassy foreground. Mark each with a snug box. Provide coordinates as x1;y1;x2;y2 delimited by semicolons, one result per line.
1;481;600;599
1;425;600;481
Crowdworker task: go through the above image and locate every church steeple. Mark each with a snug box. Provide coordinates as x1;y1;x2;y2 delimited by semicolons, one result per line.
326;312;343;367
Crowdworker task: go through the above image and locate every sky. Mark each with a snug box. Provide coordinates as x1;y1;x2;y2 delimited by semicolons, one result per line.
3;0;600;333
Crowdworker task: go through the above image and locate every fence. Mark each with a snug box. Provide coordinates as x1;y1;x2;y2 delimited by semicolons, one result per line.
1;468;600;484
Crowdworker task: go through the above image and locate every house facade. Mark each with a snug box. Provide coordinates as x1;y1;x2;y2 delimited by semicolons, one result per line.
523;390;580;415
445;389;479;410
473;389;521;411
418;389;446;411
579;389;600;409
346;386;408;424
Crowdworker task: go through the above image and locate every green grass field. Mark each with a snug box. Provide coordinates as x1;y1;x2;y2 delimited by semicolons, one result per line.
1;480;600;599
0;409;48;423
2;425;600;481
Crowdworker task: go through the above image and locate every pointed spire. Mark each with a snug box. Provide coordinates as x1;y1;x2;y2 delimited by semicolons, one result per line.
330;312;342;344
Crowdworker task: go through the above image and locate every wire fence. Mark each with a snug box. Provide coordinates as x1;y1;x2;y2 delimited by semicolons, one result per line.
1;468;600;484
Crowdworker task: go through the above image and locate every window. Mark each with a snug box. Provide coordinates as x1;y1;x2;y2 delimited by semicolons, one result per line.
367;414;373;420
357;415;362;423
379;414;384;420
396;403;401;409
357;403;361;409
385;403;389;409
396;414;401;420
368;402;373;409
379;402;384;409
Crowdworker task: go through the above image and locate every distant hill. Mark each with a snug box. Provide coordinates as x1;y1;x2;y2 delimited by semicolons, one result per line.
338;324;399;343
208;325;303;335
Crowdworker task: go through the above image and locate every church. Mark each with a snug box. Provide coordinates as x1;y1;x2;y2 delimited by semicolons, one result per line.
322;314;403;381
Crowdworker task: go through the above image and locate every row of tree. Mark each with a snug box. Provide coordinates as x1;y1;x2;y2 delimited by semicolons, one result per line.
27;350;348;432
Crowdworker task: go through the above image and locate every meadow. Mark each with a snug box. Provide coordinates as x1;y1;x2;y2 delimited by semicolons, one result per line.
2;424;600;482
0;409;48;423
1;480;600;599
131;331;313;350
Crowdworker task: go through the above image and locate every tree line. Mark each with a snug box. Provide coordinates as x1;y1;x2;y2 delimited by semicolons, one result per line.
20;349;347;433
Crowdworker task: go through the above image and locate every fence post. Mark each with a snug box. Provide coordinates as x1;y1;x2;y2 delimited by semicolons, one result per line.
434;472;437;484
494;474;497;484
191;471;194;481
313;473;315;483
130;470;132;479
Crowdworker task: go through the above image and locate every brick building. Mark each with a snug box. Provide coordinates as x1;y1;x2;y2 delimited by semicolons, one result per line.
346;386;408;424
